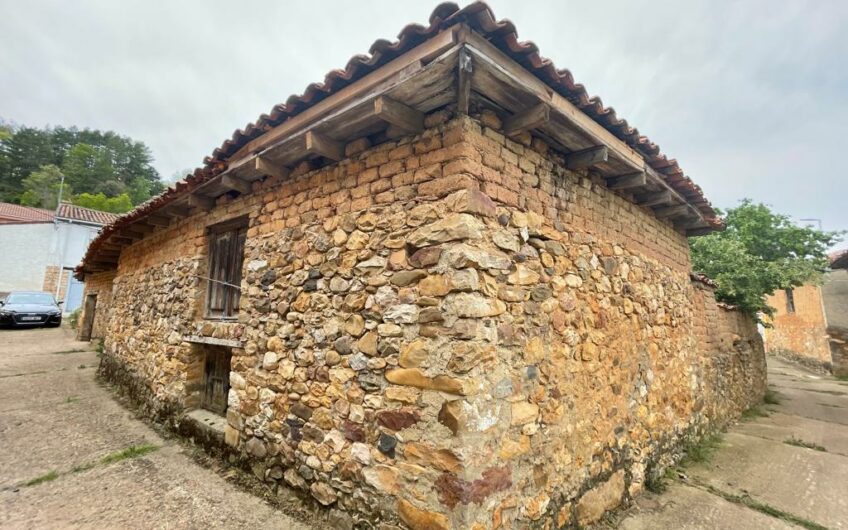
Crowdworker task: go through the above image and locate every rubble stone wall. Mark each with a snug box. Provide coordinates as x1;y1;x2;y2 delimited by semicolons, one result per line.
86;113;766;529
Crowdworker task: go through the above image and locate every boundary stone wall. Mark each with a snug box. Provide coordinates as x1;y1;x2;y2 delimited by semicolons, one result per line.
85;113;766;529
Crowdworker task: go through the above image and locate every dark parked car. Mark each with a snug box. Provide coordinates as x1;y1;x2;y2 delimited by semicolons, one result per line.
0;291;63;328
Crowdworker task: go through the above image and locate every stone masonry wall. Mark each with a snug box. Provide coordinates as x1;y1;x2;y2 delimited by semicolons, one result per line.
764;285;832;371
87;113;766;529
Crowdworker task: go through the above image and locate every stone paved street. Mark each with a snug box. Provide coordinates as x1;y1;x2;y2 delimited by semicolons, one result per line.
0;326;312;530
608;357;848;530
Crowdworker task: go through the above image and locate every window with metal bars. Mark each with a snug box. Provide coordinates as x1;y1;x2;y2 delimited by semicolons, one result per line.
205;218;247;319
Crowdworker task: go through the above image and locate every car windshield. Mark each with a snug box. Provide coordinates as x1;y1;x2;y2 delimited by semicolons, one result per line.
6;293;56;305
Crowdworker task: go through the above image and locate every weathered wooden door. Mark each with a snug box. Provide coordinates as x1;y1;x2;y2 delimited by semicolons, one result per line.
79;294;97;341
202;347;231;415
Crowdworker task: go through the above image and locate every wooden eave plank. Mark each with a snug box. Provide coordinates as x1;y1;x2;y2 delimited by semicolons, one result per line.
146;215;170;227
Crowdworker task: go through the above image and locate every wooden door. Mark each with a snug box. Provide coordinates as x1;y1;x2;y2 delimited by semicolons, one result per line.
80;294;97;341
202;347;231;415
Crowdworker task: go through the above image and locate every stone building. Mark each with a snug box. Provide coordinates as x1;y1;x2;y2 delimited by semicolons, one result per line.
764;250;848;376
75;3;766;528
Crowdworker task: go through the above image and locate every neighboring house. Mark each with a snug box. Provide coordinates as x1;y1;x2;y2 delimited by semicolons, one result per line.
765;250;848;376
0;201;118;313
73;3;767;528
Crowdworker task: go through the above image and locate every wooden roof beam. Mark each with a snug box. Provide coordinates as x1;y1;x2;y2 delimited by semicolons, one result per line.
255;157;291;180
188;194;215;212
654;204;690;219
634;190;672;207
504;103;550;137
457;47;472;115
565;146;608;170
607;171;646;191
375;96;424;134
146;215;170;227
221;174;251;195
304;131;344;162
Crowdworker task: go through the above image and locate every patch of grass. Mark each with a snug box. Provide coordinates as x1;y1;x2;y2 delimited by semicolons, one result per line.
70;462;96;473
68;308;82;330
740;406;770;421
700;483;827;530
24;470;59;486
95;339;104;355
763;388;782;405
818;402;844;409
100;443;159;465
77;364;86;369
682;433;723;464
52;348;87;355
784;437;827;452
65;396;78;403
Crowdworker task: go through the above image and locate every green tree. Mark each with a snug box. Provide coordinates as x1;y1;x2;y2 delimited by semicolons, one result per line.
0;123;163;207
690;200;843;316
71;192;133;213
19;164;71;209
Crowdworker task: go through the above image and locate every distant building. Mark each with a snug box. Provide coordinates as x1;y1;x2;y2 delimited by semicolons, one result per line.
0;202;118;313
764;250;848;376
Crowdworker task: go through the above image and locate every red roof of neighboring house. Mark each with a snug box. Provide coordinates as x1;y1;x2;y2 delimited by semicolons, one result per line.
830;248;848;270
57;203;119;226
0;202;54;224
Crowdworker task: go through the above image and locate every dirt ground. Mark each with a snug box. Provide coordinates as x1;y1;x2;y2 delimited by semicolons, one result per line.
2;327;846;529
0;326;313;530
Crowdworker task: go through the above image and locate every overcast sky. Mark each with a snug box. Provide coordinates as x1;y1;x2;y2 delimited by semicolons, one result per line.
2;0;847;237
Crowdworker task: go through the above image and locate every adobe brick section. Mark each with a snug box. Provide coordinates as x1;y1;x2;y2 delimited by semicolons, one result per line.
764;285;832;372
81;113;765;528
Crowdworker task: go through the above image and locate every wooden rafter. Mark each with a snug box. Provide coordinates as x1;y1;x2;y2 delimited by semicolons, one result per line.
503;103;549;137
375;96;424;134
607;172;646;191
221;174;251;194
304;131;344;161
565;146;608;170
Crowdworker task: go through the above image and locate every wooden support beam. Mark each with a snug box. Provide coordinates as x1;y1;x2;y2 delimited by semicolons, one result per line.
129;223;155;234
146;215;170;227
221;174;251;195
255;157;290;180
374;96;424;134
188;194;215;211
634;190;672;207
503;103;550;137
109;235;135;245
564;146;608;170
607;171;647;191
304;131;344;162
686;227;714;237
457;47;472;115
654;204;690;219
161;205;191;218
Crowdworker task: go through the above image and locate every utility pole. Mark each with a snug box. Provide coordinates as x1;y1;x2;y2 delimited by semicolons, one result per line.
53;172;66;305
